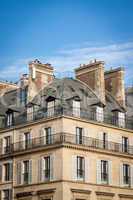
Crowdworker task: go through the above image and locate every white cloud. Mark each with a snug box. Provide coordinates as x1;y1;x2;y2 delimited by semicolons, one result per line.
0;41;133;85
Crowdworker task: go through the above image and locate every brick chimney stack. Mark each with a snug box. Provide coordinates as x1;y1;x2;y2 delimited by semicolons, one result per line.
104;67;126;108
75;60;105;105
28;59;54;102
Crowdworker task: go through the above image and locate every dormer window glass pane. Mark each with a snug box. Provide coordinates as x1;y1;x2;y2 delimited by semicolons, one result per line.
118;112;125;128
27;107;33;121
73;100;80;117
7;113;13;126
96;107;104;122
47;101;55;117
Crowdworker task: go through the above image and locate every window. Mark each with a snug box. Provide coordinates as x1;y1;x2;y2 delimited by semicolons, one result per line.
4;136;11;154
73;100;80;117
20;87;27;106
122;137;128;153
4;163;12;182
24;132;31;149
17;160;32;185
103;133;108;149
101;160;108;183
123;164;130;186
2;189;12;200
118;112;125;128
39;155;53;182
47;101;55;117
76;127;83;144
45;128;52;144
77;156;85;180
7;113;13;127
23;160;30;184
96;106;104;122
44;156;50;180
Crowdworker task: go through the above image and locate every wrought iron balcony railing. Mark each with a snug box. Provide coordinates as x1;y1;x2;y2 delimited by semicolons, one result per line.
0;106;133;130
1;133;133;157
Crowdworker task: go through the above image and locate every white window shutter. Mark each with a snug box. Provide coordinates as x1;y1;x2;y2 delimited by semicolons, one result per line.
85;157;89;182
39;157;44;182
120;163;123;186
97;160;101;184
17;162;22;185
50;155;54;180
108;160;112;185
29;160;32;184
19;134;25;150
131;165;133;188
72;155;77;180
40;128;46;145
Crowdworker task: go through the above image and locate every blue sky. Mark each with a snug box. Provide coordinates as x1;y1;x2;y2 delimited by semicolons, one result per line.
0;0;133;85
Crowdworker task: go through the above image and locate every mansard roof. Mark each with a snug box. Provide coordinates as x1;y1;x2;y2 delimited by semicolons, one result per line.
0;78;132;117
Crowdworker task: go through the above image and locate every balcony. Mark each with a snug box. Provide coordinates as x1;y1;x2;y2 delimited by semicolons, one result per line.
0;106;133;130
1;133;133;157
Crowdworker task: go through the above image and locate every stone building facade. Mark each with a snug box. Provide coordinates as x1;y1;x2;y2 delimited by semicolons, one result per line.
0;59;133;200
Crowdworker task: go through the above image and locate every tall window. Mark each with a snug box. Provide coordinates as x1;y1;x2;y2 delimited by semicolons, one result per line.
17;160;32;185
7;113;13;127
47;101;55;117
20;87;27;106
103;133;108;149
123;164;130;186
77;156;85;180
122;137;128;153
40;156;51;182
101;160;108;183
2;189;12;200
23;160;30;184
44;156;50;180
24;132;31;149
45;128;52;144
4;163;12;182
76;127;83;144
4;136;11;154
73;100;80;117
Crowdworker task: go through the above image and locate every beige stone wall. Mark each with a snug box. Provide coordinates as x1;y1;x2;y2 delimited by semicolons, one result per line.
62;117;133;144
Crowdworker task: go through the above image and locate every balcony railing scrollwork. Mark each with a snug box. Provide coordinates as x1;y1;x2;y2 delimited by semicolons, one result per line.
1;133;133;157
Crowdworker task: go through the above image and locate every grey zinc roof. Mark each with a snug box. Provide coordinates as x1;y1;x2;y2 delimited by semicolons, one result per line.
0;78;132;117
31;77;125;113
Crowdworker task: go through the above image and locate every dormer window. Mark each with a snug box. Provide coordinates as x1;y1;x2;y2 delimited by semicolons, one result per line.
7;113;13;127
47;100;55;117
118;112;125;128
73;100;80;117
27;106;34;121
96;106;104;122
